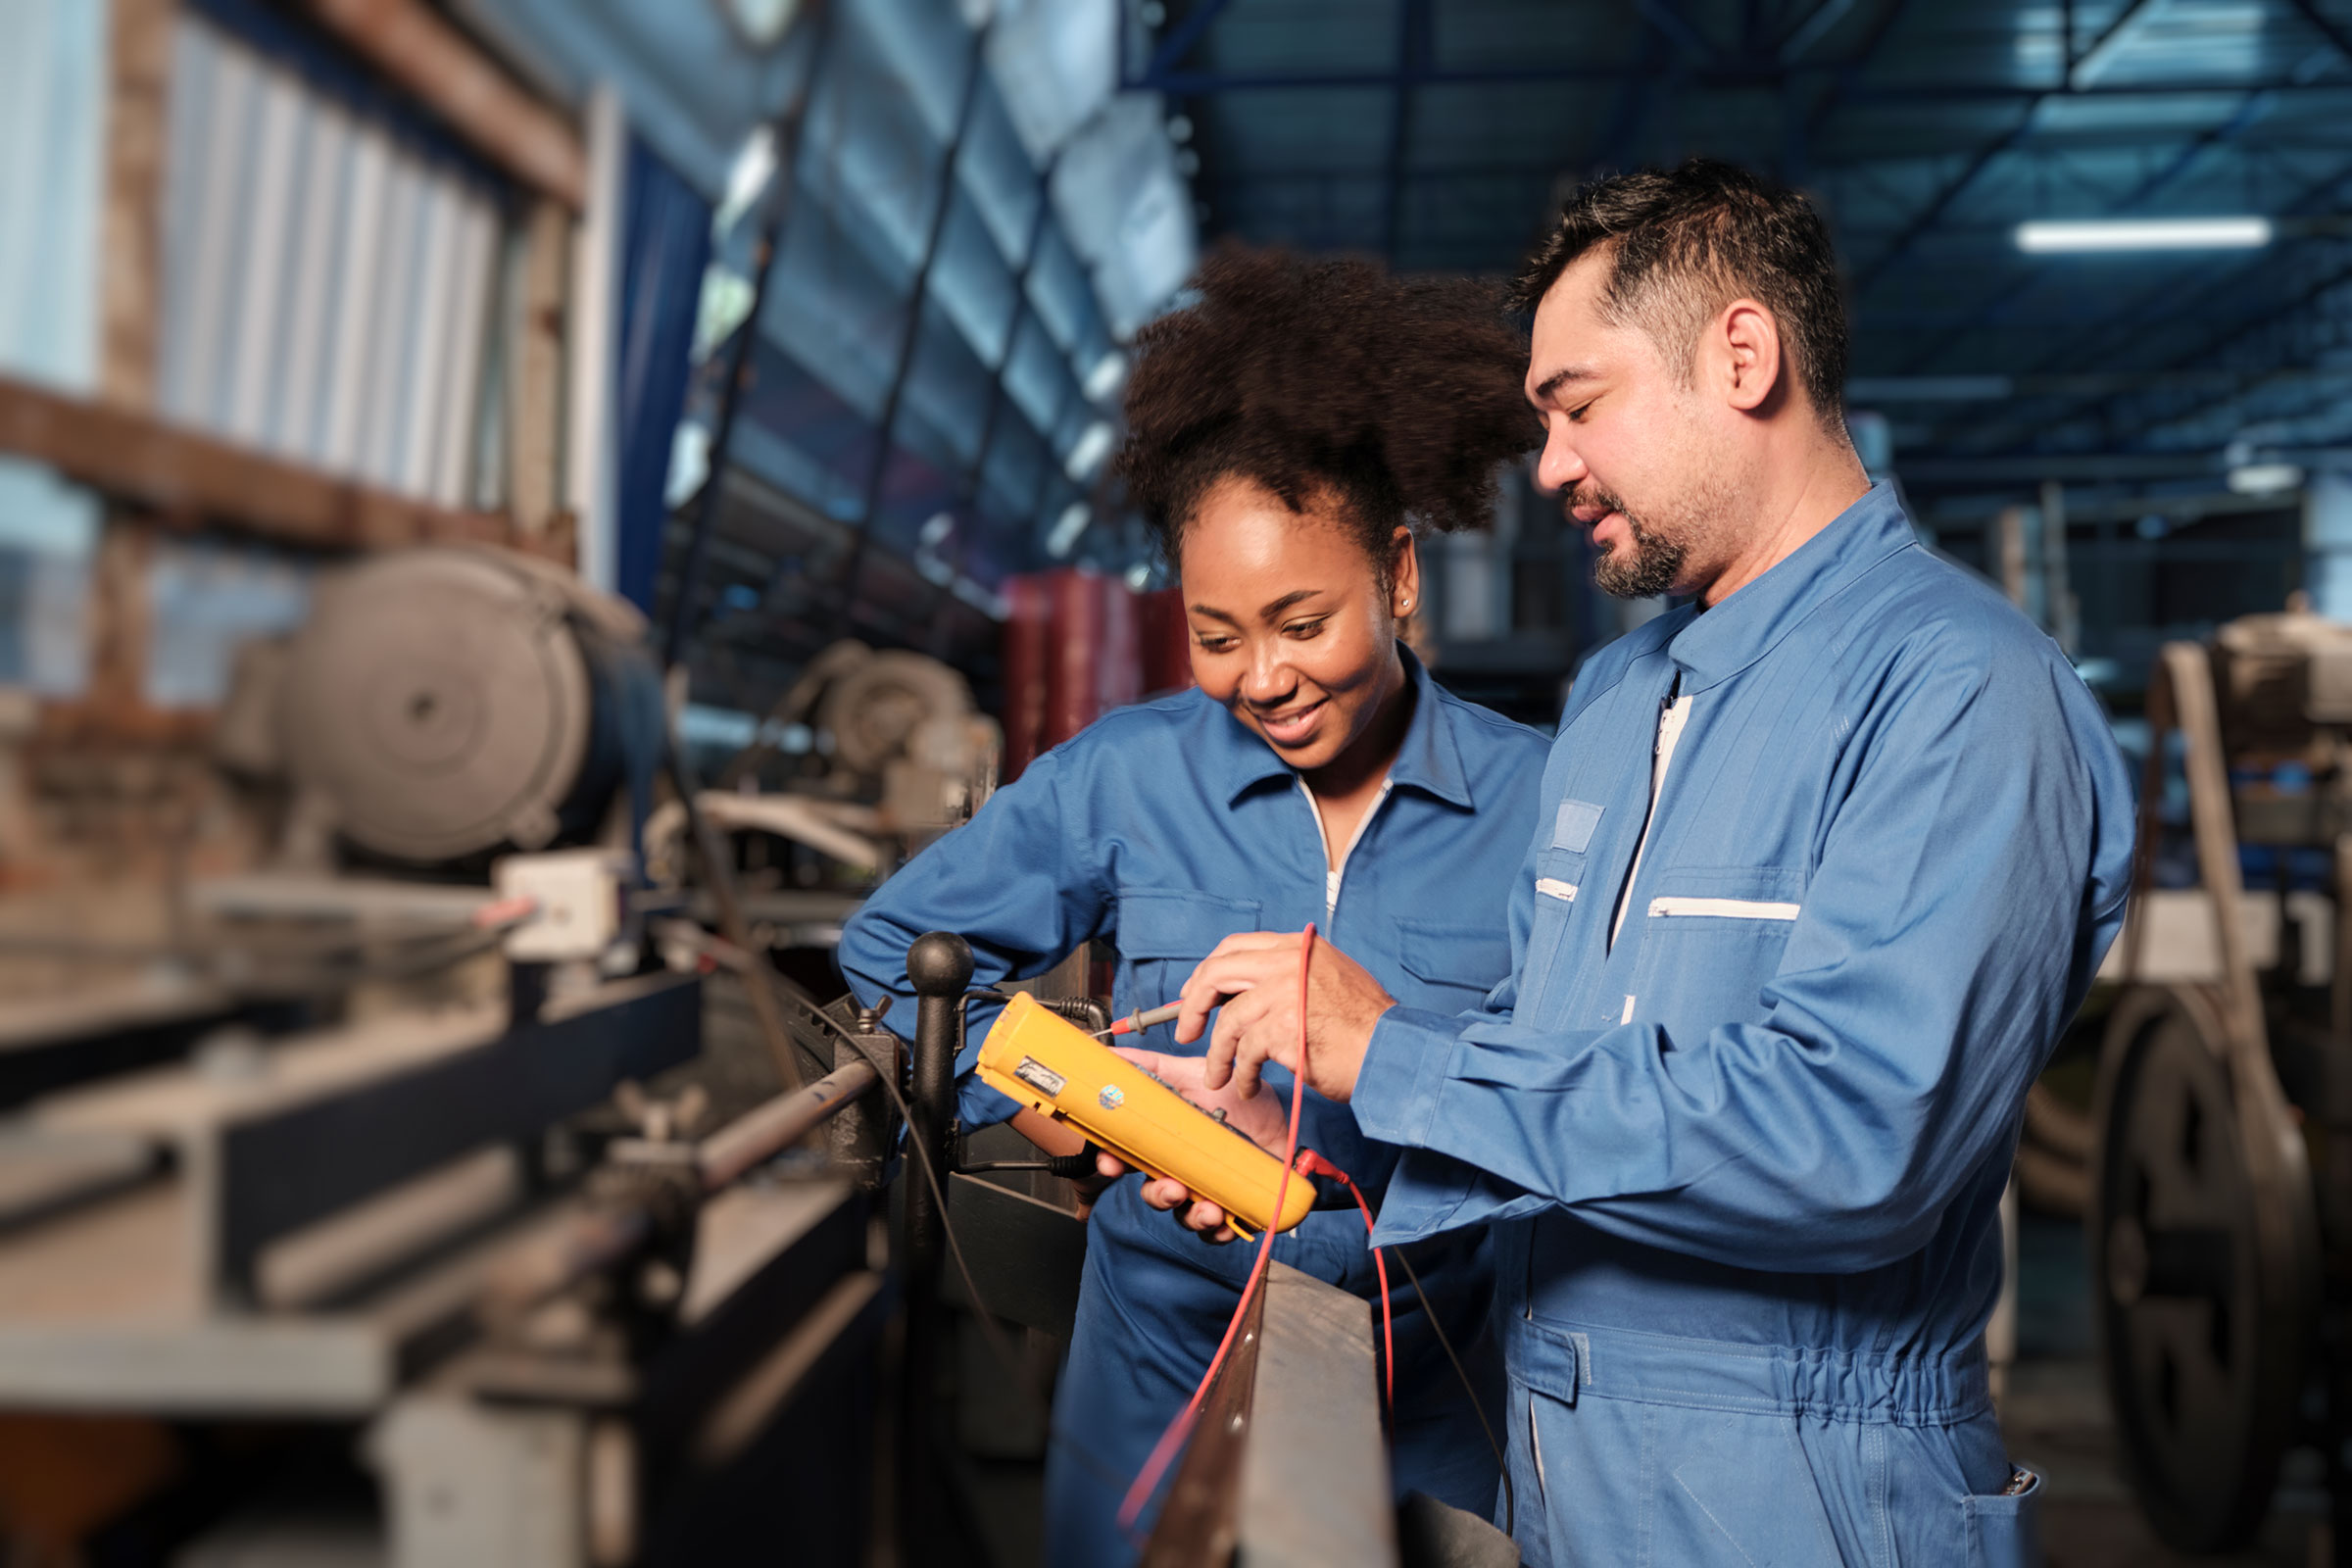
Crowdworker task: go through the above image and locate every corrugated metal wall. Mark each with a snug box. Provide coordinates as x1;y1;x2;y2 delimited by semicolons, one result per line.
155;9;508;508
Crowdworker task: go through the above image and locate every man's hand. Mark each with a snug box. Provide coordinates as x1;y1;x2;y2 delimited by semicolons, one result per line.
1173;932;1396;1104
1088;1047;1293;1244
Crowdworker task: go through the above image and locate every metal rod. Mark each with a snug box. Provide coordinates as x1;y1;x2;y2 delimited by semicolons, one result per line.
902;931;974;1285
901;929;974;1556
662;0;836;670
479;1055;885;1324
663;753;808;1091
699;1056;880;1189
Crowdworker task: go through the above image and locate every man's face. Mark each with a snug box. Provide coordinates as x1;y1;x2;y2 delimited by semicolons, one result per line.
1524;251;1735;600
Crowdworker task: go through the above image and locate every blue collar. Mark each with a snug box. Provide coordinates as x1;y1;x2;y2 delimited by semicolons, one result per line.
1666;480;1918;694
1209;644;1475;810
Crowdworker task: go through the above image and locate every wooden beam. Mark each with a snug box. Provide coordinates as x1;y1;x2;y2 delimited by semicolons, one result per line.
99;0;175;411
508;197;571;553
0;377;547;558
303;0;587;210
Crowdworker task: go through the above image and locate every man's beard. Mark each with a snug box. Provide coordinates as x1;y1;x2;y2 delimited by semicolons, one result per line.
1581;488;1689;600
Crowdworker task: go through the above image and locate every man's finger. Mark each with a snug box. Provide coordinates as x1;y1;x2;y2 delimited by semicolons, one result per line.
1209;990;1273;1101
1201;1025;1238;1092
1200;931;1296;960
1172;945;1294;1045
1172;964;1252;1046
1097;1151;1129;1180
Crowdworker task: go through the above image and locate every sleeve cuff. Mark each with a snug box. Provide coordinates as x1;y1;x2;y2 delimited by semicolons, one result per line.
1348;1005;1462;1151
956;1074;1020;1129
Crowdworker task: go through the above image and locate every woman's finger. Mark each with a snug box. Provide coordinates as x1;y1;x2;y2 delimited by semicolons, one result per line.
1116;1048;1210;1094
1180;1200;1229;1234
1140;1175;1190;1209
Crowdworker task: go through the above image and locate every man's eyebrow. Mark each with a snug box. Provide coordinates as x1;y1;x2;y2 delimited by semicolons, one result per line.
1531;365;1597;405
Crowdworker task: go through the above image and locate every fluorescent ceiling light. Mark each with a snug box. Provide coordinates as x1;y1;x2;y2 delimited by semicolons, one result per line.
1084;351;1130;403
1047;502;1092;558
2016;217;2273;253
1063;420;1115;482
2228;462;2305;496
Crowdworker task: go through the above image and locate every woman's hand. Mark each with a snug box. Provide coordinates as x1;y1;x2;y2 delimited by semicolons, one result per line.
1088;1047;1297;1244
1170;932;1396;1103
1115;1048;1296;1148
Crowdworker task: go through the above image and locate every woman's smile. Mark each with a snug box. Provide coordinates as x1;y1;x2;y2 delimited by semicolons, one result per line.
1251;696;1328;748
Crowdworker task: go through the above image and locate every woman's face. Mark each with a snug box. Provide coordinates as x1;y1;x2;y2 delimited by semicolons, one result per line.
1179;475;1418;772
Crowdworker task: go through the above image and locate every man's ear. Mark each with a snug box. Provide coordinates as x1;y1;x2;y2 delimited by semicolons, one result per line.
1716;299;1782;414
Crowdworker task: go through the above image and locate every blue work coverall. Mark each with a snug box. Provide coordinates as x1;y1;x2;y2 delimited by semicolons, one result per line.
840;648;1547;1567
1354;485;2136;1567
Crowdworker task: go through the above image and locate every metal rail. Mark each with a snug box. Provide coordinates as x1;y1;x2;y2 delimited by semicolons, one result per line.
1143;1261;1400;1568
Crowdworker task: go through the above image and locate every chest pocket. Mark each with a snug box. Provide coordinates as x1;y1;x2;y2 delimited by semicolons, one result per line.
1624;869;1803;1042
1394;918;1513;1012
1113;889;1263;1050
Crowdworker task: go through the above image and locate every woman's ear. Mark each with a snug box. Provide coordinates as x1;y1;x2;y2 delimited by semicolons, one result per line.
1390;527;1420;619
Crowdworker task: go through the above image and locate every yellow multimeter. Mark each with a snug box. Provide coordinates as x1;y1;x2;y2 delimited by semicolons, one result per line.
975;992;1316;1237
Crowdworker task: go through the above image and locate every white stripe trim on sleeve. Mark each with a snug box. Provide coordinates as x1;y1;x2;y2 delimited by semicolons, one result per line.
1535;878;1577;902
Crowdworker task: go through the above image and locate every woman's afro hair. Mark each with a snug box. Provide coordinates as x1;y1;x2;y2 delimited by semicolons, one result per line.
1116;245;1539;574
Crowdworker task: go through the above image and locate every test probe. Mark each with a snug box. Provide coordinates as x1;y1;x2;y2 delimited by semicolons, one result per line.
1091;1001;1184;1038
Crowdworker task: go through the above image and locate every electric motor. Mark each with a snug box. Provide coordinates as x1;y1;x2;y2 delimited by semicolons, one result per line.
274;547;665;864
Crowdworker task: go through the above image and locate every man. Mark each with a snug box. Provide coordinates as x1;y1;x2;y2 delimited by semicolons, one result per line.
1154;161;2134;1565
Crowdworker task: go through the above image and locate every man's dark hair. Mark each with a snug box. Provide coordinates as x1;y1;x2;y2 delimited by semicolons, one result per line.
1512;159;1849;429
1119;244;1539;581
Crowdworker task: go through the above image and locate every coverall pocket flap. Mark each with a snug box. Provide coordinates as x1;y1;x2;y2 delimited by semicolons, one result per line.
1114;889;1263;960
1395;919;1512;999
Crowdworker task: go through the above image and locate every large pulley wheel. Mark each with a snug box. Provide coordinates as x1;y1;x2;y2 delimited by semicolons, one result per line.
2090;984;2319;1552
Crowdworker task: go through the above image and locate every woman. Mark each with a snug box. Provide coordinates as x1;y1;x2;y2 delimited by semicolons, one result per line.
839;247;1546;1566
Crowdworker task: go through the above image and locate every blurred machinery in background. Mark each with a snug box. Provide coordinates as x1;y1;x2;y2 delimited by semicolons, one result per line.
2094;611;2352;1557
0;543;910;1566
218;547;668;870
659;638;1004;887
